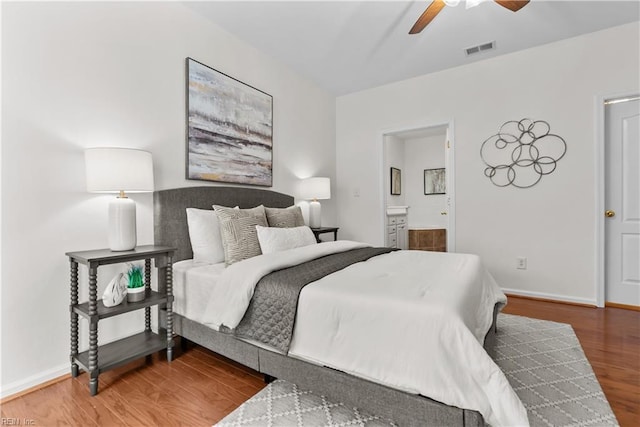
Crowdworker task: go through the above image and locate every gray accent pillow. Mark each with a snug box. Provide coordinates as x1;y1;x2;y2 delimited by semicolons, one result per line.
265;206;305;228
213;205;268;265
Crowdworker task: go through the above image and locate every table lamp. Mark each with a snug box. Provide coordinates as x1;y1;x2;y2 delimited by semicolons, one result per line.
85;148;154;251
300;177;330;228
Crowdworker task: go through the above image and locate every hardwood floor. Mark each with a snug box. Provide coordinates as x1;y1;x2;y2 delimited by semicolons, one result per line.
1;345;265;427
2;297;638;426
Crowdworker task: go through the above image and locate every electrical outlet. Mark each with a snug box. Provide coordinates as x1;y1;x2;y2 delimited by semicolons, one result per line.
516;257;527;270
353;187;360;197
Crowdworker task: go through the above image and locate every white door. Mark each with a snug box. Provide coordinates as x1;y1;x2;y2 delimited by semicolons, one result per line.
605;98;640;306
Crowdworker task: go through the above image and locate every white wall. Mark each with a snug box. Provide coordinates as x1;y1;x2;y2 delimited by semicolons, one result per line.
336;22;640;305
1;2;336;395
404;135;447;229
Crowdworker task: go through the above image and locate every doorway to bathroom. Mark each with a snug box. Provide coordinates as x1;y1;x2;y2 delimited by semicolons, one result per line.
381;121;455;252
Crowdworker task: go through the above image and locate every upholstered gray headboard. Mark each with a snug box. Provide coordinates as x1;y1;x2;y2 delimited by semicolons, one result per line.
154;186;294;262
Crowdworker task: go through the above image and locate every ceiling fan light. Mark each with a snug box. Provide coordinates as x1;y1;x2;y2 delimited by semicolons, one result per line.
466;0;488;9
443;0;461;7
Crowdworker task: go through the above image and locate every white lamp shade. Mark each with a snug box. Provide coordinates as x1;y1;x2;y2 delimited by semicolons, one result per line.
85;147;153;251
300;177;331;200
85;148;154;193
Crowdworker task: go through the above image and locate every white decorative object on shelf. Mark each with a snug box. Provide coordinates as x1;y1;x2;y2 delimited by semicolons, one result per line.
85;148;154;251
102;273;128;307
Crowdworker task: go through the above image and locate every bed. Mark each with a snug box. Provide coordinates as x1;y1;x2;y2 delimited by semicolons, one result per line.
153;186;527;427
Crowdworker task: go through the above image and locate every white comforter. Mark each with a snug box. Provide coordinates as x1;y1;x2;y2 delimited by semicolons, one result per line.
202;242;528;426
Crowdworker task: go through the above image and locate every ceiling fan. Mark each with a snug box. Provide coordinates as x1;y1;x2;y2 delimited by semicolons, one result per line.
409;0;530;34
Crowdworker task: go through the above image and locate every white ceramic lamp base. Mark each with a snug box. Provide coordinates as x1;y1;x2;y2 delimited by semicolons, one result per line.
309;200;321;228
108;197;137;251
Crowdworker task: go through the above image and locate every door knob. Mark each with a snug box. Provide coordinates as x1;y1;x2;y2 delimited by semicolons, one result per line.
605;210;615;218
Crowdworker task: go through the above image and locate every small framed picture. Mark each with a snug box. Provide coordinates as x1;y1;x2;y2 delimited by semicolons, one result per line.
424;168;446;195
390;167;401;195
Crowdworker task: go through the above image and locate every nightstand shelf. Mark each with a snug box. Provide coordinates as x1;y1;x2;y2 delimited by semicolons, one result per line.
67;245;175;396
72;290;173;321
74;331;167;375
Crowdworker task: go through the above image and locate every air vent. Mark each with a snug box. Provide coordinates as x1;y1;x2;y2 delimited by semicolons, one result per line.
465;41;495;57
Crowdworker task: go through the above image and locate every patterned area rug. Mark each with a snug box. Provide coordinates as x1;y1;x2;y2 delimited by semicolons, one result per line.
496;314;617;426
217;380;395;427
215;314;617;427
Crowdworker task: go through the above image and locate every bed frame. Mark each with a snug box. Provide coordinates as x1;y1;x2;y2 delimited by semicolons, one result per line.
154;186;494;426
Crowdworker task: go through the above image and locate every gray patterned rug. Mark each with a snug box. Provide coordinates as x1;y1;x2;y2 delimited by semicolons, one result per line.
215;314;617;427
496;314;617;426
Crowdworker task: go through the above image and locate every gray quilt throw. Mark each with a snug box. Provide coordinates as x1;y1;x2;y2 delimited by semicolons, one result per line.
234;247;397;353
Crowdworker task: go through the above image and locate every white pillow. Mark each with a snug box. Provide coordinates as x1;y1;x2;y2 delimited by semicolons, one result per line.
256;225;317;255
186;208;225;264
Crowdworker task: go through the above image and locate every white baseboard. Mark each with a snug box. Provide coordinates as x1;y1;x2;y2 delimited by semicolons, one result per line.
0;363;69;400
501;288;597;307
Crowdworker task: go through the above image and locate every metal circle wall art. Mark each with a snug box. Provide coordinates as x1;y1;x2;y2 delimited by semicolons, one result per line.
480;118;567;188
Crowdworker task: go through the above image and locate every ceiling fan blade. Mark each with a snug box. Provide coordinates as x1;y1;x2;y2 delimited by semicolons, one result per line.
409;0;446;35
494;0;530;12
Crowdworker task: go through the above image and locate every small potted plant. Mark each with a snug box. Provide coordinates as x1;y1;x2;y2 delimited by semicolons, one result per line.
126;263;146;303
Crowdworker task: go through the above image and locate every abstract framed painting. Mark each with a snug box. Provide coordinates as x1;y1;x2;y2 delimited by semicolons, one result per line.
186;57;273;186
424;168;446;195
